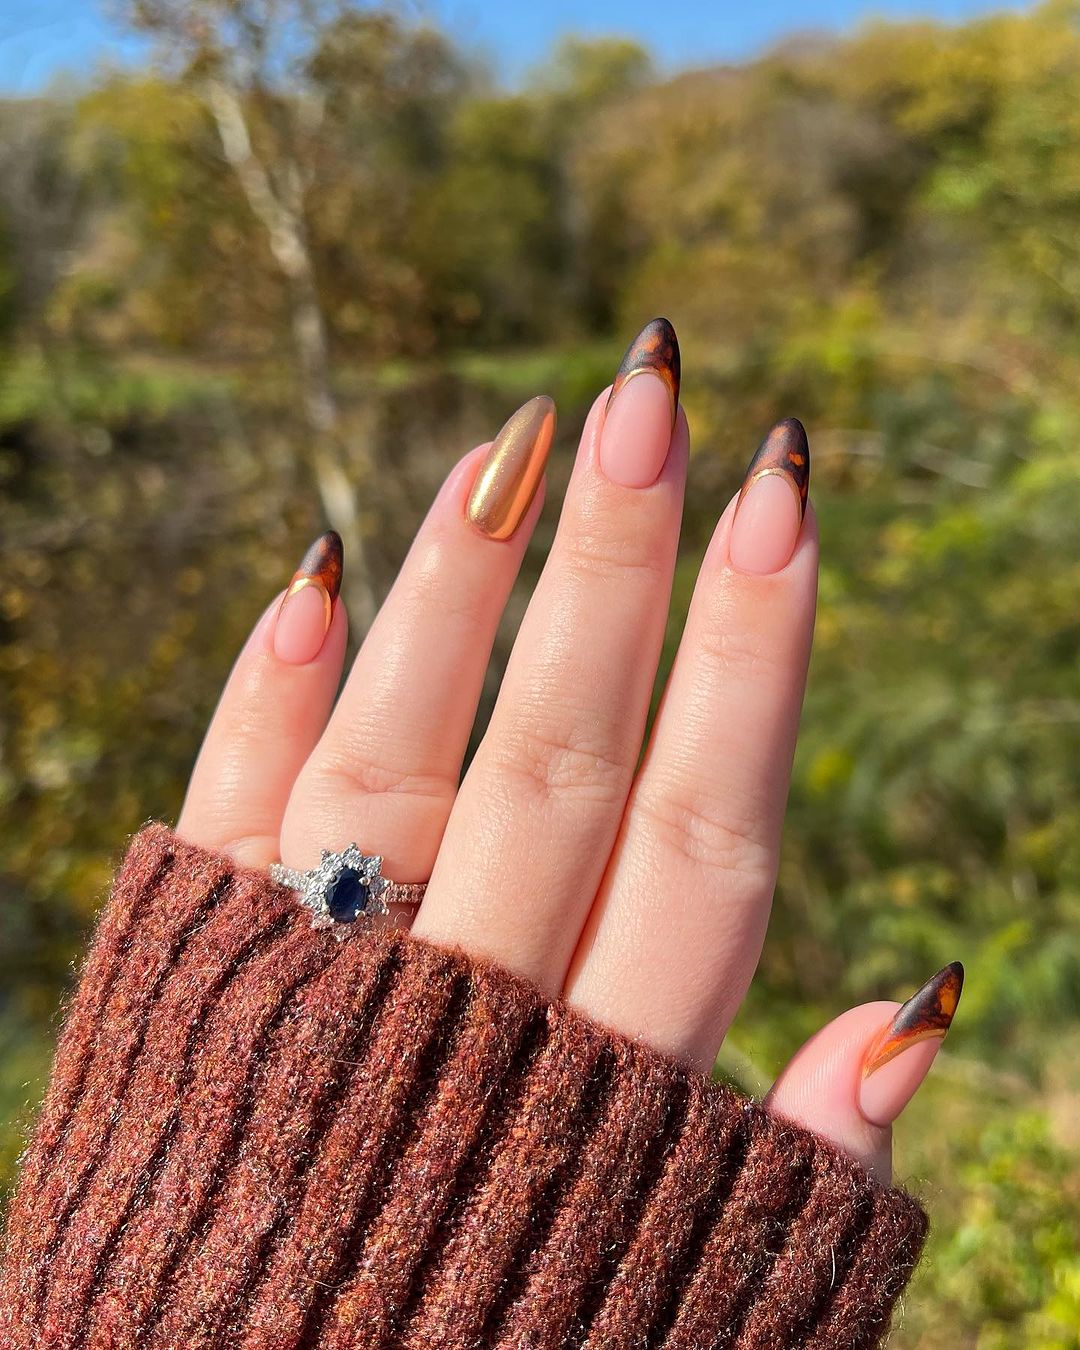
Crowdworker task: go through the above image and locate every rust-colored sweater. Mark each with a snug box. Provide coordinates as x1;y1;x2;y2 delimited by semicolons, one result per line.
1;827;927;1348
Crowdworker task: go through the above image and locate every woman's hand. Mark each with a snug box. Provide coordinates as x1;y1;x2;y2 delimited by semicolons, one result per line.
177;319;960;1186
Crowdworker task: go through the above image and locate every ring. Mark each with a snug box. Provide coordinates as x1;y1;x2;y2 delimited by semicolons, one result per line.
269;845;426;933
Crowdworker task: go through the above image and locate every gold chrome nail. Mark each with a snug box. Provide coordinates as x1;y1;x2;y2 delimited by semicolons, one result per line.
607;317;681;425
863;962;964;1077
466;395;556;540
279;531;344;633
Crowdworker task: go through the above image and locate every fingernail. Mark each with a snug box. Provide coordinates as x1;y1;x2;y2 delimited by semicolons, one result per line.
273;531;343;665
599;317;681;488
466;395;557;540
858;961;964;1127
729;418;810;575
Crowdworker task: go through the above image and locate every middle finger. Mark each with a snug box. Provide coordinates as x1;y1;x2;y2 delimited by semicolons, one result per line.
413;320;686;990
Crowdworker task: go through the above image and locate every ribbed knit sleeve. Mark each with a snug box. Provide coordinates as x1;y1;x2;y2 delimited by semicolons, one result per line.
1;826;927;1349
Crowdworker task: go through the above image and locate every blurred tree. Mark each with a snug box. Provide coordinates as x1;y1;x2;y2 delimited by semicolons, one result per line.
3;2;1080;1339
0;100;89;346
61;78;258;350
115;0;461;626
532;34;652;105
530;36;653;330
301;8;476;352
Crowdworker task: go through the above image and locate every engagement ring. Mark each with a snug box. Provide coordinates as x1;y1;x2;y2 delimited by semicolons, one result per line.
269;845;425;933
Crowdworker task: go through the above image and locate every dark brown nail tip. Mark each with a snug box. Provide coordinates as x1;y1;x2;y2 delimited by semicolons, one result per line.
293;530;344;603
608;317;681;419
864;961;965;1077
741;417;810;519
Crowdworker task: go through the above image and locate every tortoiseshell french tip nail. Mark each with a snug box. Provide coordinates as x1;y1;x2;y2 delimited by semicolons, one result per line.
739;417;810;521
280;530;344;630
863;961;965;1077
607;317;681;424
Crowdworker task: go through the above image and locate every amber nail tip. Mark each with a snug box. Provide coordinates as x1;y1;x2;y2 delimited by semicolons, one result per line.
290;530;344;602
772;415;808;443
608;317;681;417
741;416;811;517
863;961;965;1077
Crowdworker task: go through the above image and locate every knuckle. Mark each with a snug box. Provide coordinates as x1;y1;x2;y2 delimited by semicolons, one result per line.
559;526;669;588
402;566;492;633
694;621;785;686
318;756;458;810
635;786;774;889
492;719;633;807
214;833;281;866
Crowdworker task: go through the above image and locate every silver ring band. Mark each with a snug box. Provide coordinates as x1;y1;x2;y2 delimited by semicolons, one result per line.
269;863;426;906
269;845;425;933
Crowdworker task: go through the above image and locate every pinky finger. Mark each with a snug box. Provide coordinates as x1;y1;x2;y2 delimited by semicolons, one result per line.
764;963;964;1184
177;532;347;867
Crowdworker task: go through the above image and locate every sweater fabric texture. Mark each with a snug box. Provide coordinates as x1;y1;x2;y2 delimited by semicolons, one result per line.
1;825;928;1348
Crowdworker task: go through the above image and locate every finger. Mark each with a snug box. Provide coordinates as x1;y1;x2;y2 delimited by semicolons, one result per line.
280;397;555;879
766;963;964;1183
767;1004;896;1184
414;320;687;991
177;533;347;867
566;420;816;1066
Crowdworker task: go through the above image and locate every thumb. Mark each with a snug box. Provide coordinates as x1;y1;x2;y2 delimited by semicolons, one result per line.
764;963;964;1184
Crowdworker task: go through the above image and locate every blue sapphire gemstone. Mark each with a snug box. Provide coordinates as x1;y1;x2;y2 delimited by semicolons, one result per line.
324;866;371;923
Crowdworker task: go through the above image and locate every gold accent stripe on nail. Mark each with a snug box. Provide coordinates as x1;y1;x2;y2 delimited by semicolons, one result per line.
607;318;681;426
738;419;810;520
738;465;807;516
612;364;678;421
295;531;344;603
283;575;332;632
863;961;964;1077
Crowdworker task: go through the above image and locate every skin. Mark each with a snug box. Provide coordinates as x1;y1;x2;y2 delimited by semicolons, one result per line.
178;351;949;1187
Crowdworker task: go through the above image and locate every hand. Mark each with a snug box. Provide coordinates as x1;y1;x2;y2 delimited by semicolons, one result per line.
177;319;961;1186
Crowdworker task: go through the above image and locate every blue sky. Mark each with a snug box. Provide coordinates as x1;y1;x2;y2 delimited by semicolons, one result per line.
0;0;1032;94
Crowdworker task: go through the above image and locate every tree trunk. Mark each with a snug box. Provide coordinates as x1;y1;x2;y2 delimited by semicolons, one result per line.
205;79;377;631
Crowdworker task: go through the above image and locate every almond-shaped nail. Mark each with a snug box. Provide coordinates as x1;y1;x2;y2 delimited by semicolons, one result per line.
858;961;964;1127
607;316;681;420
600;318;681;488
466;395;556;540
729;417;810;576
273;531;343;665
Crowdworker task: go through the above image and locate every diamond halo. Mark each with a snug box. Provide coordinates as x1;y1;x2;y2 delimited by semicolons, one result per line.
305;845;389;926
268;844;424;937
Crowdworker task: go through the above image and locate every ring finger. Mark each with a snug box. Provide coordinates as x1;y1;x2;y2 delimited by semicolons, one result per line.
280;397;556;881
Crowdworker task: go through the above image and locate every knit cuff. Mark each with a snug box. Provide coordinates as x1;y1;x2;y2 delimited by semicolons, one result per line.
1;826;927;1350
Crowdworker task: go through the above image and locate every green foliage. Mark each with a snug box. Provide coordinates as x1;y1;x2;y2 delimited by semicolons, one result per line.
3;3;1080;1343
